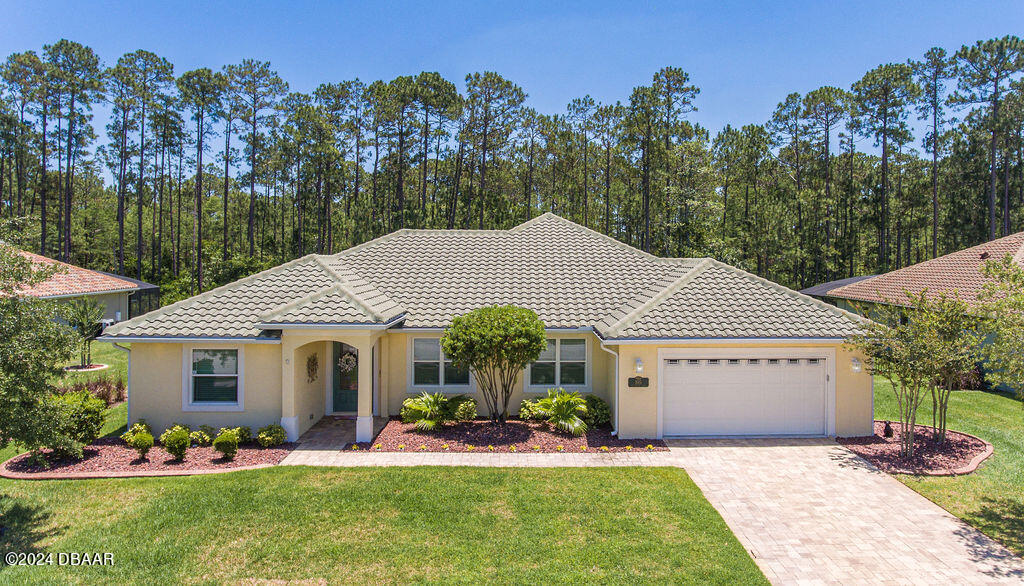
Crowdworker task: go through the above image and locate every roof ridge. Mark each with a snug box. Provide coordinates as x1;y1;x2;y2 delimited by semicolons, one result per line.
511;211;675;263
312;256;388;321
257;284;359;322
706;259;869;325
602;259;712;336
104;253;321;336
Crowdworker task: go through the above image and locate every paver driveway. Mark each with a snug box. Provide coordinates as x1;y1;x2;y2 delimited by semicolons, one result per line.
667;438;1024;585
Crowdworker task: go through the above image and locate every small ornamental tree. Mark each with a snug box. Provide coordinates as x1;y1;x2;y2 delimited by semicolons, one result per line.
924;293;981;443
441;305;547;422
0;222;79;458
67;297;104;368
979;255;1024;403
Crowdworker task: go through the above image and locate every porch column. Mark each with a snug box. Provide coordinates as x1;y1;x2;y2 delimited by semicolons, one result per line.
280;335;300;441
355;336;376;442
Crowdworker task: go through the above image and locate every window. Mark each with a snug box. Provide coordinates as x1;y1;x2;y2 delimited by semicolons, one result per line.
191;349;239;403
529;339;587;388
412;338;469;387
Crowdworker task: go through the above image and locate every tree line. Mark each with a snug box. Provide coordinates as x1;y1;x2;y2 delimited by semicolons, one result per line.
1;36;1023;300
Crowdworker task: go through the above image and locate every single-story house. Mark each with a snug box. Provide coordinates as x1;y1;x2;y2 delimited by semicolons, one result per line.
18;250;156;324
99;213;873;442
823;231;1024;314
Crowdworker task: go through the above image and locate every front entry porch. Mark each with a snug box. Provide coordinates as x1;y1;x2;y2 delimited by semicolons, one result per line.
280;329;386;443
293;416;389;450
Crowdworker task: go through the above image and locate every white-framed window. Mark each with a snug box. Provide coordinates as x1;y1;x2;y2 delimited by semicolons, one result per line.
527;338;588;391
182;346;244;412
410;338;470;390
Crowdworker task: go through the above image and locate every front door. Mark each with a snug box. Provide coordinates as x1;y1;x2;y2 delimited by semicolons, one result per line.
332;342;359;413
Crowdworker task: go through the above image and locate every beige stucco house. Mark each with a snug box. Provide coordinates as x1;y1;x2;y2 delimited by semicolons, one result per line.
100;213;873;442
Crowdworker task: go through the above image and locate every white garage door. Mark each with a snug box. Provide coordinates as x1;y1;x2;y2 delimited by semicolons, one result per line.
662;357;827;436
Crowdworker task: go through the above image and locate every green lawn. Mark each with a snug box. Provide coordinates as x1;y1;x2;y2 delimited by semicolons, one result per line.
873;377;1024;555
0;404;763;584
60;342;129;385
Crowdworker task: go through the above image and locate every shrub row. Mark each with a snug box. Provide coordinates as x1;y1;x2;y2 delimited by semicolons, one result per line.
120;421;288;461
400;393;477;430
53;375;126;407
520;390;610;437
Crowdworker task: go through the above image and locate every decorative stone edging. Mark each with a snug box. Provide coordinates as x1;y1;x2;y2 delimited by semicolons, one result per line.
0;456;277;480
866;420;994;477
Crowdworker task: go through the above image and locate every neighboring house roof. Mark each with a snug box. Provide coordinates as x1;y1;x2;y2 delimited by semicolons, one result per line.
102;213;865;341
96;271;160;291
829;232;1024;308
799;275;876;298
17;251;141;298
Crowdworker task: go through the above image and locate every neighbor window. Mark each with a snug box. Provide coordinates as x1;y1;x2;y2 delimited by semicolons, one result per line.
191;349;239;403
412;338;469;387
529;339;587;388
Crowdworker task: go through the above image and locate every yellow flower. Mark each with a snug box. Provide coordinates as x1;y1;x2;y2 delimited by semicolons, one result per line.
580;446;587;451
397;444;406;450
467;445;475;451
441;444;449;450
419;444;427;451
625;445;633;451
510;445;517;452
556;445;564;452
487;445;495;451
646;444;654;451
350;444;360;451
532;445;541;451
374;443;382;450
600;446;609;452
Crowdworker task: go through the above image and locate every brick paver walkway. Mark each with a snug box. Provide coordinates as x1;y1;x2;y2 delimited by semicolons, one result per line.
279;432;1024;584
668;438;1024;585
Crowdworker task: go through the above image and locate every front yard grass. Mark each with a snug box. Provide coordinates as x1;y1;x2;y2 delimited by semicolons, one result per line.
873;377;1024;555
0;465;764;584
60;342;128;384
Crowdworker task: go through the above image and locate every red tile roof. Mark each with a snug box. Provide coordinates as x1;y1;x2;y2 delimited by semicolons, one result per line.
829;232;1024;308
16;251;140;298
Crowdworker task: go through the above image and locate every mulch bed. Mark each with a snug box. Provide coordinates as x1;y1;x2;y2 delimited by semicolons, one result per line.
2;437;295;478
348;418;667;453
63;363;109;372
838;420;992;476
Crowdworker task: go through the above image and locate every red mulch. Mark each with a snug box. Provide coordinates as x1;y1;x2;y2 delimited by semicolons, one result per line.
349;418;667;453
838;420;990;475
5;437;295;475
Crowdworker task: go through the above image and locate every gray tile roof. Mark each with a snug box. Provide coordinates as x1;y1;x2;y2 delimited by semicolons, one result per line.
102;213;864;341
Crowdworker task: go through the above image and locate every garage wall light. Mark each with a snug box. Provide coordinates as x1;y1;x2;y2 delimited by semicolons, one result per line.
634;358;644;374
851;357;862;373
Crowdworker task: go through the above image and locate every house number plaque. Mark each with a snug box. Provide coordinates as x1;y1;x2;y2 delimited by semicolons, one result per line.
627;376;649;388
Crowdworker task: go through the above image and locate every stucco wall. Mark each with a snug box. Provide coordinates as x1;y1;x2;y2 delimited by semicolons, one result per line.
128;342;283;435
612;341;873;440
292;341;327;434
384;331;612;417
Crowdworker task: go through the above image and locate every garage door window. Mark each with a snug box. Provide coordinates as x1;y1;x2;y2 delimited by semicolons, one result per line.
528;339;587;390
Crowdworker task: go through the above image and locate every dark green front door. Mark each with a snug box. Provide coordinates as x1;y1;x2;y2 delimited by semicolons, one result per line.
333;342;359;412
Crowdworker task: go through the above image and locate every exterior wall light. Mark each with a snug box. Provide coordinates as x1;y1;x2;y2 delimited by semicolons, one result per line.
851;357;862;373
635;358;644;374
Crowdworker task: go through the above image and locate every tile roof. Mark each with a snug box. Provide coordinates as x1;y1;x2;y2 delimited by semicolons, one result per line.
16;251;140;298
829;232;1024;308
799;275;876;298
103;213;864;341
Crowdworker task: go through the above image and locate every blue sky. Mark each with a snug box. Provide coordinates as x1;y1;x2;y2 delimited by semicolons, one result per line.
2;1;1023;135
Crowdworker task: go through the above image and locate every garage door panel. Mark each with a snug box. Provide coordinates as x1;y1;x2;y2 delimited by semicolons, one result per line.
662;357;826;437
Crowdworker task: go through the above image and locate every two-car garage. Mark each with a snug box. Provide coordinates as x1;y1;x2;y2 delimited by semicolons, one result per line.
658;349;834;437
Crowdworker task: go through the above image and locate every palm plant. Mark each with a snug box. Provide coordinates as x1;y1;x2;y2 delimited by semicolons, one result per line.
535;388;589;436
400;392;472;431
66;297;104;368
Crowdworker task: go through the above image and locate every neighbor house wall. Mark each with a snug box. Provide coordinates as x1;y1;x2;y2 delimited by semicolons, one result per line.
128;341;283;434
383;331;611;417
612;341;873;440
55;292;130;322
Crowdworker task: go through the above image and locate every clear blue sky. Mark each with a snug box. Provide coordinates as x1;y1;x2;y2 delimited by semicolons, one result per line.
2;0;1023;135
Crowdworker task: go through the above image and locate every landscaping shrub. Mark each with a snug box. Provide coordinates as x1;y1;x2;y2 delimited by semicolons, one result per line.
127;431;154;459
55;375;127;407
220;426;252;445
535;388;588;436
401;392;474;430
49;391;106;456
161;427;190;461
583;395;611;428
518;398;545;420
198;424;217;439
454;397;478;421
257;424;287;447
189;430;212;446
213;429;239;460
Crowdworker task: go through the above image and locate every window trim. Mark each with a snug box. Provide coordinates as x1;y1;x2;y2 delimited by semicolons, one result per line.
181;344;245;412
525;337;591;393
407;337;472;393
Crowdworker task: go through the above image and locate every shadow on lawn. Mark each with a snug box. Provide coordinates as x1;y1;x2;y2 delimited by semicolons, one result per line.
963;497;1024;563
0;495;62;559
